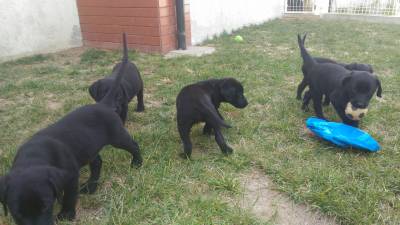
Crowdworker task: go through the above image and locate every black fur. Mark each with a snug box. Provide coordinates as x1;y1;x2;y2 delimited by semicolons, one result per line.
296;34;374;110
297;34;382;127
89;33;144;123
0;33;143;225
176;78;248;158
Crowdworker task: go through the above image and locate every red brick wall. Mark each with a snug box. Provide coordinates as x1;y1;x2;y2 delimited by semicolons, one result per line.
77;0;192;54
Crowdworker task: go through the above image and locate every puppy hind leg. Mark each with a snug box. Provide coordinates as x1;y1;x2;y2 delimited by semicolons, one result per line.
136;88;145;112
111;129;143;168
178;124;193;159
57;176;79;221
80;155;102;194
297;78;307;100
302;90;312;111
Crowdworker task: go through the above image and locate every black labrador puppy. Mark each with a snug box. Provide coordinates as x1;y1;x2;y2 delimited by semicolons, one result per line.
0;33;142;225
297;34;382;127
176;78;248;158
89;33;144;123
296;34;374;109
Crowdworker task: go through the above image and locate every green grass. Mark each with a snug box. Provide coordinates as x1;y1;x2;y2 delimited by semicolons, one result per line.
1;18;399;225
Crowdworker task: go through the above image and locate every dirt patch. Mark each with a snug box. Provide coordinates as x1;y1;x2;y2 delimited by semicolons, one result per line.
52;47;87;66
46;100;63;111
240;170;337;225
0;98;13;109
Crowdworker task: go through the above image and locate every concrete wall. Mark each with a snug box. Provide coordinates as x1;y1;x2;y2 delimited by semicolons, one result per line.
189;0;284;44
0;0;82;62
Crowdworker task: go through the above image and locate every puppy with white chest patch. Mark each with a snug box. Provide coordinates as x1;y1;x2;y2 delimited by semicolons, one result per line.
89;33;144;123
176;78;248;158
297;34;382;127
296;35;374;110
0;34;142;225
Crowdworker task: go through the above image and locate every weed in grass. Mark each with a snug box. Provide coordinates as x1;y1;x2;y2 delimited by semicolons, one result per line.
12;54;51;65
80;49;108;65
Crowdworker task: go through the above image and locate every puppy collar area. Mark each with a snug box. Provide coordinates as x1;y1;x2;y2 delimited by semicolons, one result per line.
306;117;380;152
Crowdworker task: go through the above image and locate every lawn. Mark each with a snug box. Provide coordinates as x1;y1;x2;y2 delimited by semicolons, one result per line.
0;18;399;225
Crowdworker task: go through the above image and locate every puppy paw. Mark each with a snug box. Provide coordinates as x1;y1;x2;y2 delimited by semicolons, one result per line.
131;157;143;168
222;146;234;155
179;152;191;160
80;182;98;194
136;106;145;112
301;105;309;112
57;210;76;221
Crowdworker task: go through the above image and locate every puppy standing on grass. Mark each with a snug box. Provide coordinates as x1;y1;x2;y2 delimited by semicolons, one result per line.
296;35;374;109
89;33;144;123
176;78;248;158
297;34;382;127
0;33;142;225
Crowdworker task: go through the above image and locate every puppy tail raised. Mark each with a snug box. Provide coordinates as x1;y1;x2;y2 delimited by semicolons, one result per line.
100;33;129;108
297;33;316;69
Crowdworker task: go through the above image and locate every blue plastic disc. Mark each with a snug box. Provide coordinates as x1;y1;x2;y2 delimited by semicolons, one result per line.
306;117;380;152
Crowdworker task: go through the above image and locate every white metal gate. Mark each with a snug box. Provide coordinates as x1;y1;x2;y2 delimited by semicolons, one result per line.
285;0;315;13
329;0;400;16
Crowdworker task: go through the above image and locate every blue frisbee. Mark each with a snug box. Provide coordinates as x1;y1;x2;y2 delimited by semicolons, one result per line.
306;117;380;152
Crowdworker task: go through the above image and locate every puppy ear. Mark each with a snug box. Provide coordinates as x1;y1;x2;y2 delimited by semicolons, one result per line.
218;79;231;99
89;81;102;102
341;75;352;87
368;64;374;73
376;77;382;98
47;169;67;198
0;176;8;216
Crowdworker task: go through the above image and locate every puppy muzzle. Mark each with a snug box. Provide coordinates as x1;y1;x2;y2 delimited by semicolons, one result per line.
345;102;368;121
235;99;248;109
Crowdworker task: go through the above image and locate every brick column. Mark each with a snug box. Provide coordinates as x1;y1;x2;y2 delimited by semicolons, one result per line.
76;0;191;54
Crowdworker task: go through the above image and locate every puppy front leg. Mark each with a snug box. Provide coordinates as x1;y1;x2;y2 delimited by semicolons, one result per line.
111;129;143;168
178;124;193;159
57;176;79;221
80;155;103;194
312;94;325;119
214;127;233;155
333;105;359;127
330;94;359;127
203;123;213;135
136;88;145;112
323;95;330;106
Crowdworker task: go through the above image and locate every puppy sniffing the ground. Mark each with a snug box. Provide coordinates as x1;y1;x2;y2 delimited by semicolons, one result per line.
176;78;248;158
89;33;144;123
296;35;374;109
298;34;382;127
0;33;142;225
